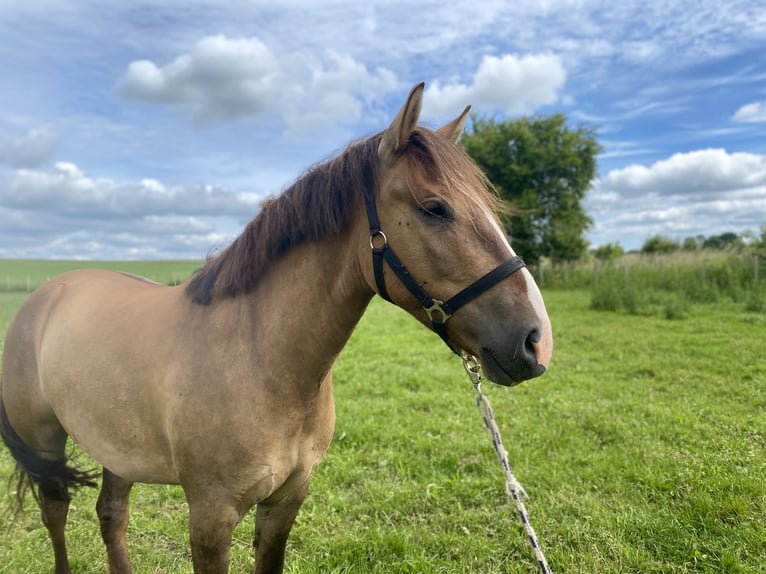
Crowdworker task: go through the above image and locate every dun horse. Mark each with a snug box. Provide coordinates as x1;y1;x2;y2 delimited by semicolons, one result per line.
0;83;552;573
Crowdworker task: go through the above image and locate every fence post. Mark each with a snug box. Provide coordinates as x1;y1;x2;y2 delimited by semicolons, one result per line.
756;254;760;282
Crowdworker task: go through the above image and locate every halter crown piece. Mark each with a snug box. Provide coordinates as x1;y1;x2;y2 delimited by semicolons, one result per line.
362;164;526;355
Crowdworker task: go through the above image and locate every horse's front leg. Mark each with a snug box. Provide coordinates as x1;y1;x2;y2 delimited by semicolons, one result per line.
253;482;309;574
186;489;242;574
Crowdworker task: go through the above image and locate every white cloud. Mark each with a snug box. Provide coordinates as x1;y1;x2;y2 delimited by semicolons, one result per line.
422;53;566;118
596;149;766;198
3;162;263;218
587;148;766;247
732;101;766;123
116;35;398;129
117;36;288;123
0;129;57;167
0;159;266;258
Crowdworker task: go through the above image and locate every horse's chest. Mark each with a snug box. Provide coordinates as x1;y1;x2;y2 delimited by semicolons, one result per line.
174;379;336;503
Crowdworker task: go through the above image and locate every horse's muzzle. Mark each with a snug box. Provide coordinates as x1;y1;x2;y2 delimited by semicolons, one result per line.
479;323;550;386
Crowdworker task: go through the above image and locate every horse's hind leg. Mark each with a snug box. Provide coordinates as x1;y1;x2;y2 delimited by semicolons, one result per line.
40;493;72;574
97;468;134;573
1;396;87;574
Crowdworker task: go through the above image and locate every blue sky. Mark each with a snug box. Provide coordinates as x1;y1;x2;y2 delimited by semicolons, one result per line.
1;0;765;259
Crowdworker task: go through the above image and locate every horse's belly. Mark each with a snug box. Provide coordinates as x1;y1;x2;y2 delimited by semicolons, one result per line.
57;398;180;484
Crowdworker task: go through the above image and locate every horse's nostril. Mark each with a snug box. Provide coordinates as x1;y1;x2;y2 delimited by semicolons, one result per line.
525;327;541;358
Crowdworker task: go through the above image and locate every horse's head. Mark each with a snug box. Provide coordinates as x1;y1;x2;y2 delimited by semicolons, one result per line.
360;82;552;386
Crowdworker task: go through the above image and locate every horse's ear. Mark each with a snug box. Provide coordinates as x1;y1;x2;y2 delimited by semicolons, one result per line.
379;82;424;163
437;105;471;144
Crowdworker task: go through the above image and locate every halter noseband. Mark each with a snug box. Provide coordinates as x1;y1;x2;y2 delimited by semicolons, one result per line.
363;164;526;355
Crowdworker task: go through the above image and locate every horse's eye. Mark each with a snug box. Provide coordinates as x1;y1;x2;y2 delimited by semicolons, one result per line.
419;199;454;222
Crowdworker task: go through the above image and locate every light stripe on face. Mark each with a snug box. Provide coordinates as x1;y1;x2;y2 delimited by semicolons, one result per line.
479;206;553;367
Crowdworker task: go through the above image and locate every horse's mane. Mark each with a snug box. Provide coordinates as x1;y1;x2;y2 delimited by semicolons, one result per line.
185;128;498;305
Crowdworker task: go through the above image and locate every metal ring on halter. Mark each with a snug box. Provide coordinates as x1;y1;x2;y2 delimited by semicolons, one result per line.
369;230;388;250
462;353;481;376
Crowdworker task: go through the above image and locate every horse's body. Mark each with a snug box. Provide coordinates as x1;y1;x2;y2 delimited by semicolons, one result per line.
0;84;552;573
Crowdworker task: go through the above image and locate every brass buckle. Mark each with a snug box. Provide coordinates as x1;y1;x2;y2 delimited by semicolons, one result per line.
424;300;451;323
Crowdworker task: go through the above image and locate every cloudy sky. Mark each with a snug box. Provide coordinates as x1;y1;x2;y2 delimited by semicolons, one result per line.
1;0;765;259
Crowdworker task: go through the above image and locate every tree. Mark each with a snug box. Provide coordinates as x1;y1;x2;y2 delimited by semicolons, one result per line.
742;224;766;255
641;235;679;254
461;114;600;264
702;232;743;251
593;242;624;262
681;236;700;251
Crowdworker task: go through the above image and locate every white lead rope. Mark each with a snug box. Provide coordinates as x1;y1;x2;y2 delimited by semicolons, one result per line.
462;353;552;574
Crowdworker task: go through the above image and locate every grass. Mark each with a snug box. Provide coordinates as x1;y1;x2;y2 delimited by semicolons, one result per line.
538;251;763;311
1;261;765;572
0;259;202;292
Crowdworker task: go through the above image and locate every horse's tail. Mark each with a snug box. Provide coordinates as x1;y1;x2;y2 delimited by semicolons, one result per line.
0;381;98;512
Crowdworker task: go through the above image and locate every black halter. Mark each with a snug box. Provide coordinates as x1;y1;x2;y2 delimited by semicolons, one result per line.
363;164;526;355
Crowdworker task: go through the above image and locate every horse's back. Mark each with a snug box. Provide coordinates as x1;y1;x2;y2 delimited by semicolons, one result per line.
5;268;173;366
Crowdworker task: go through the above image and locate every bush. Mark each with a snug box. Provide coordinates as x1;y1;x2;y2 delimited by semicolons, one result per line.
662;294;691;320
744;286;766;313
590;279;622;312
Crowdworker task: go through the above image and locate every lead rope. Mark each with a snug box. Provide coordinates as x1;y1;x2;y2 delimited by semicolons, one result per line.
461;353;552;574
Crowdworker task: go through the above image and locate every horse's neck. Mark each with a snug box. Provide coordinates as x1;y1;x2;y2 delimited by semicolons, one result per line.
222;230;372;387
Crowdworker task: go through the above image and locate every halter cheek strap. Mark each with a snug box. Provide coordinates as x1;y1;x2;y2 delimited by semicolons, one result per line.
363;164;526;354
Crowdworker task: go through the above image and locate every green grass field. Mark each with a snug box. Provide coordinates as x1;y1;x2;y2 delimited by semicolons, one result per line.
1;261;765;573
0;260;202;292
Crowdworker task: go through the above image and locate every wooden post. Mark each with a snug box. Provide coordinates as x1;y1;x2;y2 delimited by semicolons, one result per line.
755;254;760;282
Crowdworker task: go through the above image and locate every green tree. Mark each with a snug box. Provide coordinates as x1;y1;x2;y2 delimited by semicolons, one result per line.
702;232;743;251
681;236;700;251
743;223;766;255
641;235;679;254
593;242;624;262
461;114;600;264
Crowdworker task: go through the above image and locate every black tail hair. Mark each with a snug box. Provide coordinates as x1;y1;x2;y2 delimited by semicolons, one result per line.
0;392;98;512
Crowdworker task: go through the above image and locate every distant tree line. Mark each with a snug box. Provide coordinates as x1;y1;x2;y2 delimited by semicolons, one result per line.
590;228;766;264
638;225;766;256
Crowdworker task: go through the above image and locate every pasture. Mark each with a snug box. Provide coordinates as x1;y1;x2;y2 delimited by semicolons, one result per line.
1;261;765;573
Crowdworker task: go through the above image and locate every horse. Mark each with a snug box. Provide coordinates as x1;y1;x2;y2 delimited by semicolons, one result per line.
0;82;552;574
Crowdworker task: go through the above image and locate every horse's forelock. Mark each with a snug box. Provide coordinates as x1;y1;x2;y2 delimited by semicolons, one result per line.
403;128;501;219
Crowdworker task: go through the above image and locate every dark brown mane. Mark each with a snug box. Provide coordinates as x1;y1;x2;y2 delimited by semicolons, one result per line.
185;128;498;305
